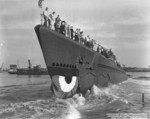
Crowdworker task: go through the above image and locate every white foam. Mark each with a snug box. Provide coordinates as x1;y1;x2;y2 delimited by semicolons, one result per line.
56;95;85;119
91;84;129;104
65;104;81;119
91;84;113;96
91;85;101;95
72;94;86;106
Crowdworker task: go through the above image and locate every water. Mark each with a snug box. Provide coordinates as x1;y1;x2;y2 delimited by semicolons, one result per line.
0;72;150;119
0;73;50;87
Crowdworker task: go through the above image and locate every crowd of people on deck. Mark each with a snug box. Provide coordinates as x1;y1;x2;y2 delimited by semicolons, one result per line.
42;7;119;65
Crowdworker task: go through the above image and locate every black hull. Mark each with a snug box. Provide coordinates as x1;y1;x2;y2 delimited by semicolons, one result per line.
35;25;127;97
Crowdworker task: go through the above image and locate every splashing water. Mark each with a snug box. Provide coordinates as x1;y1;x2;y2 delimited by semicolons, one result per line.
56;94;86;119
65;104;81;119
90;84;128;104
0;97;84;119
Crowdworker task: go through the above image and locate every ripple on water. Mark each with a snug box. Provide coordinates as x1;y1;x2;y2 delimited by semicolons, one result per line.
0;96;84;119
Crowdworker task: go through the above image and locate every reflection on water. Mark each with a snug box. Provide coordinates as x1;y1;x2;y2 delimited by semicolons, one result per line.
0;73;50;87
0;72;150;119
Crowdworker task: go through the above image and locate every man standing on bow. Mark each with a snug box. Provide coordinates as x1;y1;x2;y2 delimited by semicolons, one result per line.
49;11;56;29
43;7;49;27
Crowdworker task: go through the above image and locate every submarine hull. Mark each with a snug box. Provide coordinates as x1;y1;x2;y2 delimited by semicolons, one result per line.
35;25;127;98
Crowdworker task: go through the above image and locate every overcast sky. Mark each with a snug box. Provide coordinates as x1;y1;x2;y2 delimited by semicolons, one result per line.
0;0;150;68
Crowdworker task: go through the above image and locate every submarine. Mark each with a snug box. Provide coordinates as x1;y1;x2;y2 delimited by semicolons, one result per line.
34;25;127;99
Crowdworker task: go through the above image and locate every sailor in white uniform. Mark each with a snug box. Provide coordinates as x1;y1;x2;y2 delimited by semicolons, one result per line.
49;11;56;30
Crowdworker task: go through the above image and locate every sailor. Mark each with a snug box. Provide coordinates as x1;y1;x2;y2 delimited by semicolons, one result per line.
74;29;79;42
43;7;49;27
105;49;110;58
78;29;81;43
49;11;55;29
80;31;84;44
70;26;74;40
101;47;107;57
87;35;90;42
116;61;121;67
60;21;66;35
107;48;113;59
66;23;71;38
91;39;95;49
97;45;100;52
86;35;90;48
99;45;102;53
101;47;104;55
65;21;68;36
84;37;87;46
68;25;71;38
113;55;117;61
55;15;61;32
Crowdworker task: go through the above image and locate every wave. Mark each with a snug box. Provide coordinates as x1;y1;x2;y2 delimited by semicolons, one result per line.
73;83;129;113
0;98;82;119
0;93;85;119
56;95;84;119
1;77;148;119
91;84;128;103
1;83;126;119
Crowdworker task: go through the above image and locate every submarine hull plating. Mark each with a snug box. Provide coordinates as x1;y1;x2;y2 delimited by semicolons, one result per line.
35;25;127;98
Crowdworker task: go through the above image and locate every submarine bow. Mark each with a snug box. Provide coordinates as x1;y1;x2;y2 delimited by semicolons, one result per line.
34;25;127;99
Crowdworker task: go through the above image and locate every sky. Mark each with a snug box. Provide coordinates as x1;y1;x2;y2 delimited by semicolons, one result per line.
0;0;150;68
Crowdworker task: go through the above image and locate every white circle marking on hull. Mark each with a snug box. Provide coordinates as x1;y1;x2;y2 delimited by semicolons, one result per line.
58;76;77;92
